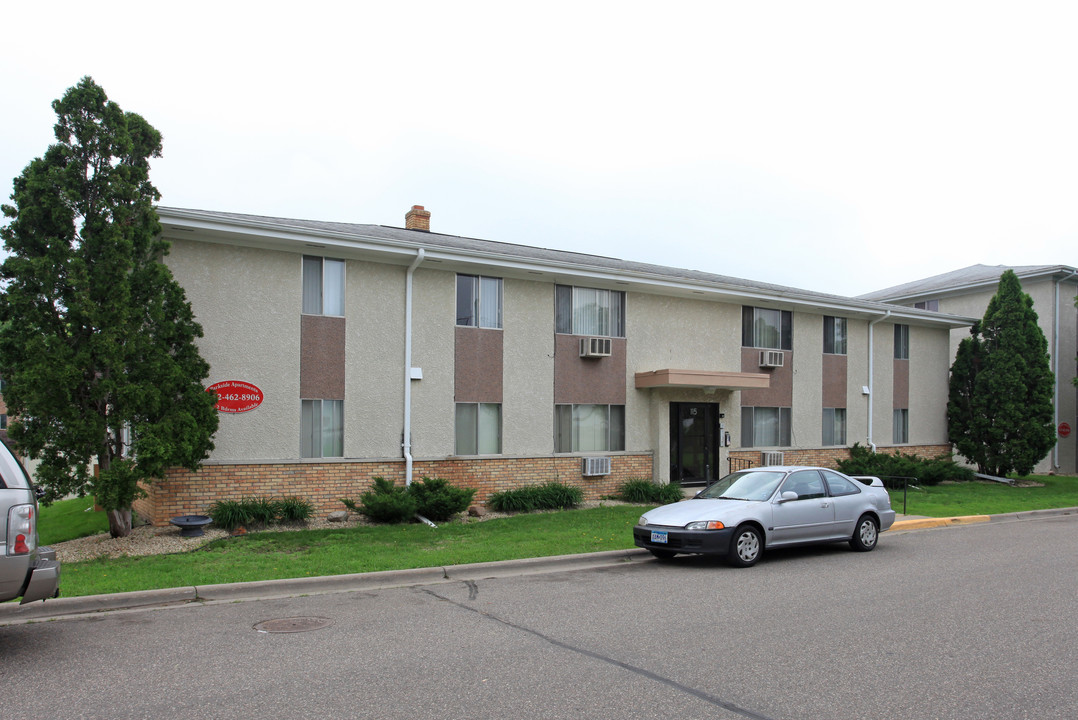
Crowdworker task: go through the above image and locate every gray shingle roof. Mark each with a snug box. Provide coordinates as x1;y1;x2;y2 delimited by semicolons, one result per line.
858;264;1077;302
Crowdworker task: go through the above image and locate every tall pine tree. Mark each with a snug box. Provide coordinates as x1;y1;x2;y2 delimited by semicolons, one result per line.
947;270;1055;476
0;77;218;537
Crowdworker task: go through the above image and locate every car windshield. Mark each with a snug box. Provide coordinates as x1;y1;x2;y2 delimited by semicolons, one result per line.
697;470;785;501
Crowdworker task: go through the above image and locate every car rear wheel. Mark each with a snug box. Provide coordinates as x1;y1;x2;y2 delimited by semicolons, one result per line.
850;514;879;551
648;548;677;561
728;525;762;567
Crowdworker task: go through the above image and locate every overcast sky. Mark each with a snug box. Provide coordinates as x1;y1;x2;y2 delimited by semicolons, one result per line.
2;1;1075;297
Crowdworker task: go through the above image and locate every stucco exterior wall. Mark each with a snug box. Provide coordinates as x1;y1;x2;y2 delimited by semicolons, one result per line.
792;313;823;449
870;321;896;447
345;260;406;458
908;324;950;444
502;278;555;455
845;319;870;447
165;238;301;461
410;267;456;458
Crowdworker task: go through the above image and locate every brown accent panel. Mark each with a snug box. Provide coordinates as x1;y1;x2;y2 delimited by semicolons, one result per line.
893;358;909;408
822;354;848;408
553;335;626;405
739;347;793;406
455;327;503;402
300;315;346;399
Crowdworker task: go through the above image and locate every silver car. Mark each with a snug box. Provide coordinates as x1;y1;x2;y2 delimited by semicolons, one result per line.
1;440;60;604
633;466;896;567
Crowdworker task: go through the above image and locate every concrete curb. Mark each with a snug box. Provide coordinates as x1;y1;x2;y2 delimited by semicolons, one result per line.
0;549;647;624
890;515;991;530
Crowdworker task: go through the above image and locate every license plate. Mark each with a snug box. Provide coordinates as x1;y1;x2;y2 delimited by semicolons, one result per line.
650;530;668;544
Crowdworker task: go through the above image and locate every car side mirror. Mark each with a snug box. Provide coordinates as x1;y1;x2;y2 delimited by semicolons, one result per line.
777;491;798;503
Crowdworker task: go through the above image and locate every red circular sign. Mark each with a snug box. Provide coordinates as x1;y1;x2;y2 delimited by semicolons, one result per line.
207;380;263;413
1059;422;1071;438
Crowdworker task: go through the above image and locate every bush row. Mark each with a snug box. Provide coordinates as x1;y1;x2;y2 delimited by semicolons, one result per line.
207;496;313;531
341;477;476;524
835;443;975;486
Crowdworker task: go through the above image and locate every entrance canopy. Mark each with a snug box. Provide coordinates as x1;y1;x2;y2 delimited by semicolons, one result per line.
634;369;769;391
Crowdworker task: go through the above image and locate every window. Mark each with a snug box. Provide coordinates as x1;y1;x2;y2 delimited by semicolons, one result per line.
822;469;861;497
914;299;939;312
742;307;792;350
301;399;343;458
456;275;503;328
894;324;909;359
781;470;826;500
302;256;345;316
740;407;791;447
893;408;909;444
823;316;847;355
554;404;625;452
822;408;847;446
455;403;502;454
555;286;625;337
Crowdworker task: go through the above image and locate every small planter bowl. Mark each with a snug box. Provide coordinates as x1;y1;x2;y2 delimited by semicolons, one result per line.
169;514;213;538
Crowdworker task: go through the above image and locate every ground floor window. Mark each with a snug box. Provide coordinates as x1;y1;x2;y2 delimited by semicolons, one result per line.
455;403;502;454
822;408;847;446
301;399;343;458
893;408;909;444
741;406;791;447
554;404;625;452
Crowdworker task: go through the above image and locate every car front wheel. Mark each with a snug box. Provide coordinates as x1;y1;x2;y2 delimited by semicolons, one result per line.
728;525;762;567
850;514;879;552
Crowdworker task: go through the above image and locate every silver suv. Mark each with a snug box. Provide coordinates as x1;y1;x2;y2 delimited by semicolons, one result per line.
0;440;60;604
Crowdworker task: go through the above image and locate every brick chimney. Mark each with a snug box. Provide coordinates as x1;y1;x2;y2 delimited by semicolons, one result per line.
405;205;431;232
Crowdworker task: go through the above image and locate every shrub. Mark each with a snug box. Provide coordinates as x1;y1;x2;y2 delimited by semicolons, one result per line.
615;479;685;504
244;497;279;527
274;496;314;524
487;482;583;512
207;499;252;531
835;443;975;486
356;477;418;524
409;477;476;522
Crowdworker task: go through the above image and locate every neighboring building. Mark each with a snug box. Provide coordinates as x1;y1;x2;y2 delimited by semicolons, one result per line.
134;206;972;524
860;264;1078;475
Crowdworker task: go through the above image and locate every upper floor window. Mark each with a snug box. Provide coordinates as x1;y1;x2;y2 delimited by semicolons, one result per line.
742;307;792;350
554;404;625;452
823;316;847;355
456;275;503;328
302;256;345;316
913;299;939;312
894;324;910;359
556;285;625;337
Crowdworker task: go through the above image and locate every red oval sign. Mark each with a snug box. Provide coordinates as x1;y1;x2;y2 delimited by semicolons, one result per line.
1059;422;1071;438
207;380;264;413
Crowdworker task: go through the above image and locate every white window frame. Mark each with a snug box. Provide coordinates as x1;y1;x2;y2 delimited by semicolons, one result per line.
893;408;909;444
823;316;847;355
302;256;345;316
894;324;910;360
555;285;625;337
455;402;502;455
822;407;847;446
456;275;503;329
742;307;792;350
554;404;625;452
740;406;792;448
301;398;343;458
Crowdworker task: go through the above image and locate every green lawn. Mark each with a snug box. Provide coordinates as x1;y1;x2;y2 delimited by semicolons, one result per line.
887;474;1078;517
37;495;109;545
57;505;645;598
40;475;1078;599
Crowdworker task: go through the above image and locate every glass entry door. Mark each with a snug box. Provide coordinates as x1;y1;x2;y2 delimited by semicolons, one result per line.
670;402;721;486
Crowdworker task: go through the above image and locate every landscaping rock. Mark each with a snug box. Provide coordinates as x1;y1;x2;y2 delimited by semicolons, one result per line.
468;505;487;518
328;510;349;523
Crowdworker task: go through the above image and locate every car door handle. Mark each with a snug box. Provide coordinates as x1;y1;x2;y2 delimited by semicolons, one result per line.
820;501;830;508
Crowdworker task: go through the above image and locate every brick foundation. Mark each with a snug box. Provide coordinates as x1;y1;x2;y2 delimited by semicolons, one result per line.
134;454;655;526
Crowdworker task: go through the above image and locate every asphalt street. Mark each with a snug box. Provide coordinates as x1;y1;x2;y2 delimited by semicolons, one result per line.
1;513;1075;720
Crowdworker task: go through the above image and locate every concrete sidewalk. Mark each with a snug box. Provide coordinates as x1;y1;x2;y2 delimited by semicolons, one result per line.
3;506;1074;625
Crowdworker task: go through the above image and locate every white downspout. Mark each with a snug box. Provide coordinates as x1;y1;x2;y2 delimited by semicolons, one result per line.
1053;270;1076;469
867;310;892;452
403;248;425;486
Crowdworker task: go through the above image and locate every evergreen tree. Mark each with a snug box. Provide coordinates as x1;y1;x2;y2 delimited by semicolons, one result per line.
947;270;1055;476
0;77;218;537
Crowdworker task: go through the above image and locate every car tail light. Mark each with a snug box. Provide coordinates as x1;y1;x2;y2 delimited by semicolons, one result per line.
6;504;36;556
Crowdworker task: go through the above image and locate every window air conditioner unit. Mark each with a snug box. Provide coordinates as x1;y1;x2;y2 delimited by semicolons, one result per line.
759;350;784;368
580;337;612;358
761;451;784;466
582;456;612;476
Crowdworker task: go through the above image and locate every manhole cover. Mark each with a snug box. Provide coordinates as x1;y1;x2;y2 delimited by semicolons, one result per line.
254;617;333;634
